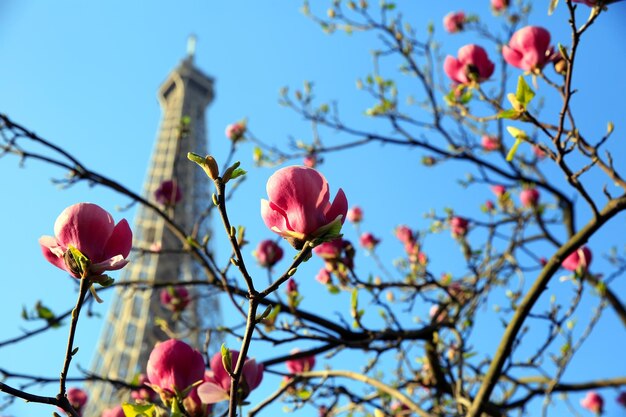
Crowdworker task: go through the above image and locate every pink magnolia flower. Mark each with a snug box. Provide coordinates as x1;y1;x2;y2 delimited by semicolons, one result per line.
303;154;317;168
316;268;332;284
39;203;132;278
261;166;348;249
101;406;124;417
491;0;509;12
131;374;157;402
197;350;264;404
520;188;540;208
580;391;604;414
67;387;88;416
285;349;316;374
183;372;214;417
160;286;191;313
359;232;380;251
286;278;298;293
450;216;469;238
617;391;626;407
147;339;205;400
155;179;183;205
314;239;346;259
395;225;414;245
347;206;363;223
443;11;465;33
391;401;410;415
491;185;506;197
253;239;284;268
533;145;547;159
482;135;501;151
485;200;495;211
429;305;447;323
444;44;495;84
503;26;553;72
562;246;593;272
225;121;246;142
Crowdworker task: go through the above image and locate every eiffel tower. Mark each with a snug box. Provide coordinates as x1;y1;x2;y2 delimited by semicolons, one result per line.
84;37;220;415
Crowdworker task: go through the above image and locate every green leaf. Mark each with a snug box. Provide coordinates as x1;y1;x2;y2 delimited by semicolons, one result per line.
505;126;528;162
36;302;55;320
515;76;535;108
497;109;520;120
221;344;232;373
122;402;156;417
297;389;312;400
351;288;358;312
506;126;528;140
328;285;340;294
256;304;274;321
595;280;607;296
548;0;559;15
229;167;247;180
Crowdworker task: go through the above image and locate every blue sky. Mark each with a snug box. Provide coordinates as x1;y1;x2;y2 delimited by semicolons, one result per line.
0;1;625;416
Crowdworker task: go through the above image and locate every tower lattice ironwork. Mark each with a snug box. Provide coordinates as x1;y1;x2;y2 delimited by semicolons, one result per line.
85;45;220;415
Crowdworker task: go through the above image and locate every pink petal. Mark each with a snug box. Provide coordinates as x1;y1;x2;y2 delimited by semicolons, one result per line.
261;199;290;235
444;56;466;84
502;45;524;70
242;359;264;391
210;350;238;391
90;255;129;275
54;203;115;262
459;45;494;79
325;188;348;226
102;219;133;260
197;381;229;404
39;235;72;274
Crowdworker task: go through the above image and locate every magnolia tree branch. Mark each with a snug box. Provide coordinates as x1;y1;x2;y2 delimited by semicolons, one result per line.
297;370;432;417
467;195;626;417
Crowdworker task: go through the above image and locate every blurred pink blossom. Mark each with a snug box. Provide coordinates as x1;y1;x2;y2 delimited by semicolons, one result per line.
359;232;380;251
67;387;88;416
155;179;183;205
225;121;246;142
481;135;501;151
562;246;592;272
131;374;157;403
347;206;363;223
450;216;469;238
285;349;316;374
520;188;540;208
580;391;604;414
253;239;284;268
444;44;495;84
491;0;509;12
443;11;465;33
316;268;332;285
503;26;553;72
197;350;263;404
101;406;124;417
160;286;191;313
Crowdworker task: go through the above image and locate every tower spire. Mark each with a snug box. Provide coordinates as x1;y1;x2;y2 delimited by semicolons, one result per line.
187;34;197;60
84;48;219;415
